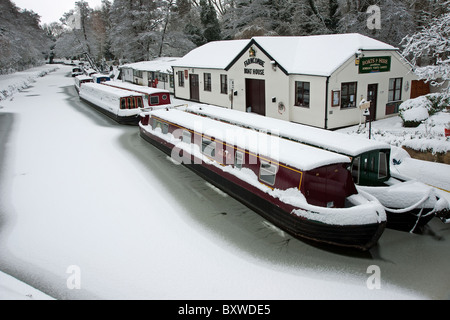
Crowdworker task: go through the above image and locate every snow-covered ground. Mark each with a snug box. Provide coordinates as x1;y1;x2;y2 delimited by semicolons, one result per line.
0;65;449;300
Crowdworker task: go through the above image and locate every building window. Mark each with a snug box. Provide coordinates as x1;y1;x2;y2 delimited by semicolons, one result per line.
341;82;357;109
294;81;310;107
169;75;174;88
178;71;184;87
220;74;227;94
388;78;402;102
204;73;211;92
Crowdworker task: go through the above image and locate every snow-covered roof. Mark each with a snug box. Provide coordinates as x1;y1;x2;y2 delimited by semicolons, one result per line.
173;34;398;76
121;57;181;74
172;40;249;69
253;33;398;76
103;80;170;95
150;108;350;171
186;104;391;156
81;82;144;99
75;75;93;81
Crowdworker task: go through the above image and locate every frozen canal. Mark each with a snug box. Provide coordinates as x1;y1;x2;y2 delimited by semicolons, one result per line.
0;65;449;300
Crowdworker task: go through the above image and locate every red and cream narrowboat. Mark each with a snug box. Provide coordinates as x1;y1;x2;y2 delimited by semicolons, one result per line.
102;80;171;109
185;104;449;233
79;82;145;125
139;108;387;250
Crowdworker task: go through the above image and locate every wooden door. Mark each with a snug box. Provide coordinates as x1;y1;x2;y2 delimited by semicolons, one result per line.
190;74;199;101
245;79;266;116
367;84;378;121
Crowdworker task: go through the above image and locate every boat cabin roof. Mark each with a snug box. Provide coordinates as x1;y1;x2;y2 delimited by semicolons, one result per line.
186;105;390;157
150;109;350;171
75;75;94;81
81;82;144;99
103;80;170;95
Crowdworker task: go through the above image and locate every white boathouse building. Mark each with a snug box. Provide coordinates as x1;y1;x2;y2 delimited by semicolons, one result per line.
172;33;418;129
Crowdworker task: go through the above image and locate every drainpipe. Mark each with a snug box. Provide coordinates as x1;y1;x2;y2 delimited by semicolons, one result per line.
324;76;330;130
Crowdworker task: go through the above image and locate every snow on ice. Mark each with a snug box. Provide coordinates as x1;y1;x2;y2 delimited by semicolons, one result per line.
1;65;450;300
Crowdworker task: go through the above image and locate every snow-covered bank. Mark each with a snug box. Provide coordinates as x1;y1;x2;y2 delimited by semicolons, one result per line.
0;271;54;300
0;65;59;101
337;112;450;156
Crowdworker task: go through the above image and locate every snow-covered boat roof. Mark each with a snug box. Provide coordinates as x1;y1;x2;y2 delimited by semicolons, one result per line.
103;80;170;95
173;34;398;76
120;57;181;74
150;108;351;171
81;82;144;99
92;73;110;78
186;105;391;156
75;75;93;81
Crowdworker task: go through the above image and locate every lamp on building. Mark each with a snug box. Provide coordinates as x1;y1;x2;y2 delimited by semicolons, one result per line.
271;60;277;71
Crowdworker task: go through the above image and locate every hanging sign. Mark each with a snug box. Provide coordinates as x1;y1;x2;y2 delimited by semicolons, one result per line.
358;56;391;74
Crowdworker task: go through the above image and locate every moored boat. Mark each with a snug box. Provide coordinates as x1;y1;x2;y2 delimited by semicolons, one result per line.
102;80;171;109
139;108;387;250
185;104;448;232
79;82;145;125
74;75;94;93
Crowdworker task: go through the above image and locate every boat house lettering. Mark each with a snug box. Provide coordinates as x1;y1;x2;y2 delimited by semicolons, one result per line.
359;56;391;74
244;57;265;68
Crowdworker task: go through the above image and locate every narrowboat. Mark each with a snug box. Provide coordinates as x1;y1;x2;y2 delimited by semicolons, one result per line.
102;80;171;109
74;75;94;93
139;108;387;250
79;82;145;125
185;104;448;232
71;67;83;77
92;73;111;83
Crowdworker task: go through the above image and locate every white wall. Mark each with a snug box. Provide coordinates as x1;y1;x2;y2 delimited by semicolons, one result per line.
326;50;417;129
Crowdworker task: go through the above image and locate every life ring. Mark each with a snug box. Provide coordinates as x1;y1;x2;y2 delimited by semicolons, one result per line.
278;102;286;114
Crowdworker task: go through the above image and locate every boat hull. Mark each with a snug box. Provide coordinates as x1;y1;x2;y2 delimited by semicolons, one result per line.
140;127;386;250
80;97;140;125
386;208;435;232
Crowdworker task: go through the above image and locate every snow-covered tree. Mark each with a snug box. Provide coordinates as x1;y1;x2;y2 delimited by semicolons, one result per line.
402;2;450;99
0;0;51;73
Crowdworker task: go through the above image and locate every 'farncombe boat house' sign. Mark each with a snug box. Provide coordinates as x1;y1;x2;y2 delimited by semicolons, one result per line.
359;56;391;73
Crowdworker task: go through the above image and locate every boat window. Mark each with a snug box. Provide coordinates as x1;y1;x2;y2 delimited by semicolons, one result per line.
162;123;169;134
150;96;159;105
201;138;215;157
235;151;244;169
259;161;277;186
129;97;135;109
351;157;360;184
162;95;168;101
136;97;143;109
182;130;191;144
120;98;126;110
378;152;388;179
